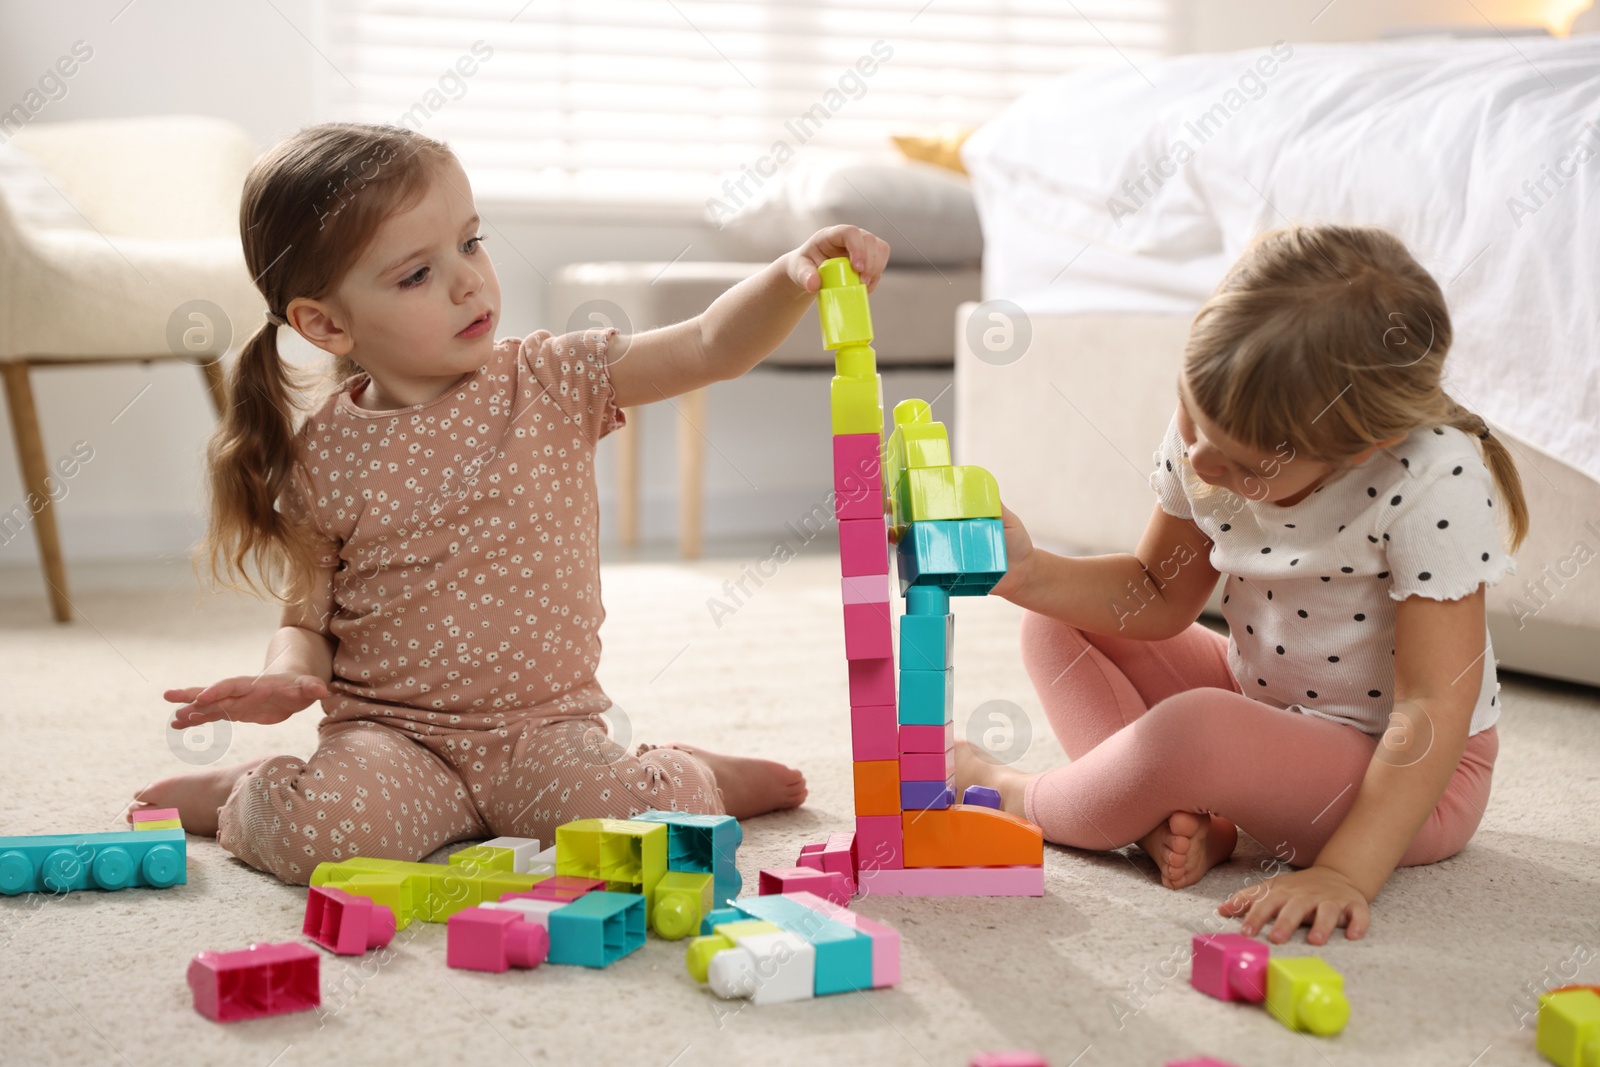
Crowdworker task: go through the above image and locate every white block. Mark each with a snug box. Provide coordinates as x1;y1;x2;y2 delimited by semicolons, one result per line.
480;837;542;873
480;897;564;929
527;845;557;877
707;931;815;1005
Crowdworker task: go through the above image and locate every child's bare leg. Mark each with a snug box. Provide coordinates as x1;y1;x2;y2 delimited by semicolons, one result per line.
1138;812;1238;890
953;739;1032;818
655;745;806;819
128;758;265;837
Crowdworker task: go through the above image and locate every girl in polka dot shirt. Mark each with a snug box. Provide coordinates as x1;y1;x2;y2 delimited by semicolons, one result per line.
957;224;1529;945
128;123;890;885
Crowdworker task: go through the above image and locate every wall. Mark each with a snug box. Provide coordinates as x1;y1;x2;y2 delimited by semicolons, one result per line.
1175;0;1588;52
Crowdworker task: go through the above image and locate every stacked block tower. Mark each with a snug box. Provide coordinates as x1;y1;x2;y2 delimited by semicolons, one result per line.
817;257;1044;897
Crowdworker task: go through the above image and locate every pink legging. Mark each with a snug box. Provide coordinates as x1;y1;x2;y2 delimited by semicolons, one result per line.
1019;612;1497;868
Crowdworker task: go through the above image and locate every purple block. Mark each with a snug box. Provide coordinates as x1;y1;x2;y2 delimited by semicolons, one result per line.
961;785;1003;810
900;781;954;811
1190;933;1268;1003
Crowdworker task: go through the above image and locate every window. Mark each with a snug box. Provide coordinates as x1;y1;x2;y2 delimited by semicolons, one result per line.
328;0;1173;207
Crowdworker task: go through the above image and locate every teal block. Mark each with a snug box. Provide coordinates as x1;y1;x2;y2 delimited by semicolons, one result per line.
0;829;186;895
629;810;743;901
895;518;1007;596
699;905;743;936
905;585;950;616
547;890;646;967
898;667;953;726
731;895;873;995
899;613;953;671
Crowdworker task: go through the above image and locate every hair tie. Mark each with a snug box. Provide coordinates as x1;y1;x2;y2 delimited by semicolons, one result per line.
1478;427;1491;439
264;309;288;327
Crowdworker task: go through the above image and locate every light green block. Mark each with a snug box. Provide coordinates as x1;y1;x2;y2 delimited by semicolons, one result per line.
1265;957;1350;1036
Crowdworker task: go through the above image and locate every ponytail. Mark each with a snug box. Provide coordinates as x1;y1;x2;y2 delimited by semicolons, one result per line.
1442;396;1530;555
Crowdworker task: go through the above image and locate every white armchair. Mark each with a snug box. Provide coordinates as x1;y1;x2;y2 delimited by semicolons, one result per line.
0;115;264;621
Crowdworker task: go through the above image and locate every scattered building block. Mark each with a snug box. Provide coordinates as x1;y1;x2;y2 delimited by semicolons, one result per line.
839;515;890;575
451;837;541;874
1265;957;1350;1036
686;919;783;982
448;843;515;874
526;845;557;877
961;786;1002;810
900;781;955;811
853;760;901;817
311;856;541;927
786;890;900;988
0;828;186;895
851;704;898;761
853;816;904;871
515;874;607;903
629;810;743;903
652;870;715;940
795;832;857;892
446;906;549;972
130;808;179;825
856;865;1044;897
1165;1059;1240;1067
730;894;873;995
547;890;647;968
302;885;396;955
843;602;893;660
481;895;565;929
132;819;182;832
1538;988;1600;1067
970;1054;1048;1067
758;867;851;906
555;819;667;913
188;942;319;1022
1190;933;1268;1003
902;806;1043;868
698;906;743;936
707;930;818;1005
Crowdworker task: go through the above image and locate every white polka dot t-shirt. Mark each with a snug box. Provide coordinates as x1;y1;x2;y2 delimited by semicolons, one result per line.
1149;410;1515;737
285;329;625;727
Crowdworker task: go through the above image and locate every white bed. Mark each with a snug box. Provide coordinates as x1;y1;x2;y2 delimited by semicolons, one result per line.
954;35;1600;686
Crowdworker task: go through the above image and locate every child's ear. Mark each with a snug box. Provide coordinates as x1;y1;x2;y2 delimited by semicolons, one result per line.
286;297;353;357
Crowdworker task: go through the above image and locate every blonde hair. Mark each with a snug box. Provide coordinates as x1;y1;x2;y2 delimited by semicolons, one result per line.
1182;223;1528;554
202;123;456;604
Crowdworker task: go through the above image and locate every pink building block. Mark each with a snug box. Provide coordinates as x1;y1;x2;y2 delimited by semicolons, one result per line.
1166;1059;1241;1067
841;573;891;604
188;942;320;1022
786;890;901;988
504;875;606;903
899;722;955;753
853;815;904;871
302;885;396;955
447;906;549;972
848;658;895;707
899;750;950;781
757;867;851;906
839;515;889;576
1189;933;1268;1003
971;1054;1049;1067
797;832;857;892
852;704;897;760
843;602;893;660
833;434;884;521
856;865;1044;897
131;807;180;824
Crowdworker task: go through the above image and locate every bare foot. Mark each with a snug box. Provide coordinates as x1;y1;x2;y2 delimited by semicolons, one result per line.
662;745;807;820
128;758;265;837
952;739;1032;819
1139;811;1238;889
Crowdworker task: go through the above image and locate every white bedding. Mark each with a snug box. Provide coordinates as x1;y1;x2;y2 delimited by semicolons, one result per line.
962;35;1600;484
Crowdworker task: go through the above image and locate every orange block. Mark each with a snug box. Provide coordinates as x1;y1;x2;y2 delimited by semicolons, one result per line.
902;805;1043;868
853;760;901;817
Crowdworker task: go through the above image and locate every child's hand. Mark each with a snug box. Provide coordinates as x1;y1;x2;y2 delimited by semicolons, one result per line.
1217;865;1372;945
785;225;891;295
164;674;329;729
987;504;1037;602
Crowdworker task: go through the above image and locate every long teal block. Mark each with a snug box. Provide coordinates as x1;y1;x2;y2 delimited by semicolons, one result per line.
898;667;953;726
895;518;1007;596
731;894;873;995
547;891;646;967
899;613;953;671
0;828;186;895
628;810;743;902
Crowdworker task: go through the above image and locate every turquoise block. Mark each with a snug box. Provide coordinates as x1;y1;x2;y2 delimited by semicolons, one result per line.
731;894;873;995
547;890;646;967
899;613;953;671
905;585;950;616
0;829;186;895
629;810;743;902
898;667;953;726
895;518;1007;596
698;905;743;936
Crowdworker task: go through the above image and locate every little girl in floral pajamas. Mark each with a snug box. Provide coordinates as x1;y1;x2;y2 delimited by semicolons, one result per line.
131;123;889;884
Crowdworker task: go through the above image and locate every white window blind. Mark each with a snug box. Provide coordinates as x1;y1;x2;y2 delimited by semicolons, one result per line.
327;0;1173;206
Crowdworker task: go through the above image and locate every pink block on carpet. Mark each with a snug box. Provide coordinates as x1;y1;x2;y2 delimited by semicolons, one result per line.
848;659;895;707
843;602;893;660
132;807;180;824
899;722;955;753
841;573;891;605
833;434;884;521
1165;1059;1241;1067
970;1054;1049;1067
838;515;889;576
851;704;898;761
785;890;901;988
899;749;951;781
757;866;852;906
1189;933;1268;1003
856;865;1044;898
853;815;904;871
446;906;549;972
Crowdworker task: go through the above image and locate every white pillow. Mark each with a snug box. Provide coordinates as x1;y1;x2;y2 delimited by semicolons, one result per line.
708;153;983;267
0;142;95;231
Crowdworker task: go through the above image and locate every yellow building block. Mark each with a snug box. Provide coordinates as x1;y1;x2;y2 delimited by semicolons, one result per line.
893;466;1002;528
311;856;544;928
831;373;884;436
556;818;668;915
133;819;182;831
685;919;784;981
653;870;715;940
448;844;516;873
883;399;951;498
1538;988;1600;1067
817;257;873;350
1265;956;1350;1036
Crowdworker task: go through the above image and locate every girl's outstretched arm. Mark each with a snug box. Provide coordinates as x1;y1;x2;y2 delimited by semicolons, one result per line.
606;224;890;409
1218;583;1487;944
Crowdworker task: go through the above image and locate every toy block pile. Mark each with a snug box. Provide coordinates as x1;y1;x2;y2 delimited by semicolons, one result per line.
1190;933;1349;1036
800;255;1044;898
0;817;186;896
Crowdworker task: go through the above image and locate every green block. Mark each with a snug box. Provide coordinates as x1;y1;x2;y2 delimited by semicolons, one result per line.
1538;989;1600;1067
818;257;873;350
556;819;668;915
1265;957;1350;1036
831;373;883;436
652;870;714;940
449;844;515;874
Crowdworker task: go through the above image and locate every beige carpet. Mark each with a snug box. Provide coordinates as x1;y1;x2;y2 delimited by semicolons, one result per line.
1;551;1597;1067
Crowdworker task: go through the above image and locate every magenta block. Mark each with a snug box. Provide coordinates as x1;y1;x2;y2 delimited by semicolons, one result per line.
856;865;1044;897
848;658;895;707
841;573;891;604
131;807;180;824
1190;933;1268;1003
834;434;884;520
757;867;852;906
899;749;950;781
853;815;903;871
302;885;396;955
786;890;901;988
508;875;606;903
839;515;889;576
970;1055;1049;1067
188;942;320;1022
843;602;893;660
851;704;897;761
1166;1060;1241;1067
899;722;955;753
447;906;549;972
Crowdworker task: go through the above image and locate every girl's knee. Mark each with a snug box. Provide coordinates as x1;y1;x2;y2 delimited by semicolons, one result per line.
1137;689;1238;752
